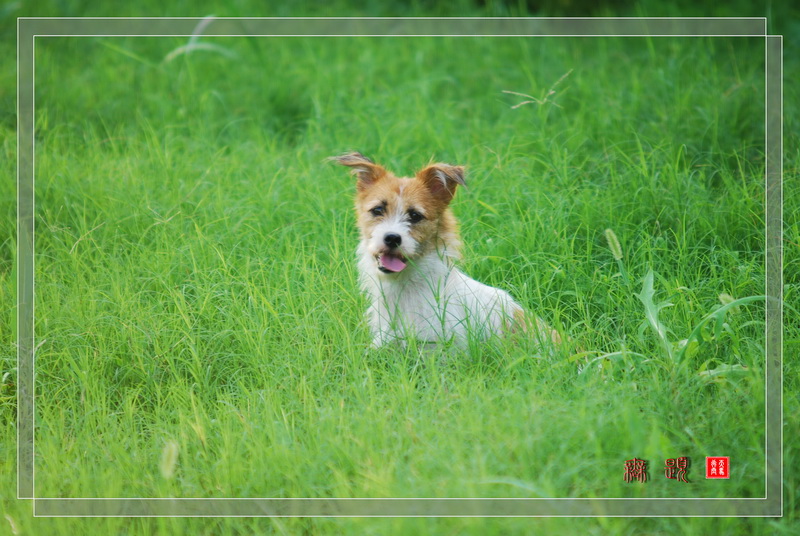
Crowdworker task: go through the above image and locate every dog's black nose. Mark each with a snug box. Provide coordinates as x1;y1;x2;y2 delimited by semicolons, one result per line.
384;233;402;248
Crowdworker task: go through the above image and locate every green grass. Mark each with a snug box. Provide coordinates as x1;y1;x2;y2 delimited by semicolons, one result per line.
2;9;799;536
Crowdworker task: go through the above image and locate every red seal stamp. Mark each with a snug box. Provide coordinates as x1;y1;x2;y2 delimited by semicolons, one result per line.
705;457;730;479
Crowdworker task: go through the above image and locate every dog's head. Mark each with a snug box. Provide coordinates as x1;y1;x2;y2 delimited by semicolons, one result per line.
331;152;465;274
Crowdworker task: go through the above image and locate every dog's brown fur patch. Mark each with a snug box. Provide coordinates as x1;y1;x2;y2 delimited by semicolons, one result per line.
338;157;464;258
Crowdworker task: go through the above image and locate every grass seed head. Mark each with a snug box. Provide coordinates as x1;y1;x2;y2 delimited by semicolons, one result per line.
604;228;623;260
160;440;180;480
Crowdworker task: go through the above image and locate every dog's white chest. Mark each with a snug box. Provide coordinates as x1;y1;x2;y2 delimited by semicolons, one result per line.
358;248;521;347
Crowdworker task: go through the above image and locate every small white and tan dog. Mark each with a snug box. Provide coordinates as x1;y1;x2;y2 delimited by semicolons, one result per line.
332;152;554;349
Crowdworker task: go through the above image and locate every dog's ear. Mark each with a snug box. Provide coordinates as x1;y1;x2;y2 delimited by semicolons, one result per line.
416;163;466;204
329;152;386;190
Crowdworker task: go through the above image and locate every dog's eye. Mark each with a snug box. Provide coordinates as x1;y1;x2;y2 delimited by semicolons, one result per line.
407;209;424;223
369;206;384;217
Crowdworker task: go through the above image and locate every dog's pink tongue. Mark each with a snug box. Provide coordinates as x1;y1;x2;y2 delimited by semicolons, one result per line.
380;254;407;272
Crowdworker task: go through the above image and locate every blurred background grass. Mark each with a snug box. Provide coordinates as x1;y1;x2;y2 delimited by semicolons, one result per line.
2;1;798;535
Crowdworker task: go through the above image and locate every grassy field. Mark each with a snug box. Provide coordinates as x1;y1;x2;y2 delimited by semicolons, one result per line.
2;7;799;536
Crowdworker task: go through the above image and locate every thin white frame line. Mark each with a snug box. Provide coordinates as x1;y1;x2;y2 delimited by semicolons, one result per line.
15;14;19;500
760;34;784;512
18;16;768;20
15;14;21;502
31;497;771;501
764;35;784;516
31;34;769;38
27;30;773;505
763;30;768;501
26;514;788;518
25;26;778;513
780;34;784;517
31;32;37;505
761;30;766;501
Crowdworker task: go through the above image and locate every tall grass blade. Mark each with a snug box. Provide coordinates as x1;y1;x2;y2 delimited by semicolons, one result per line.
635;269;674;362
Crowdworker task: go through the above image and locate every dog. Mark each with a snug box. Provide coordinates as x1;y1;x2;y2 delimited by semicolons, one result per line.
332;152;555;349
